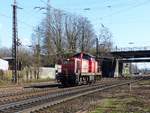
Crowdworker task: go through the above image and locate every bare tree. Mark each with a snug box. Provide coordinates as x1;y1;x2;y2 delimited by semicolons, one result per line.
65;14;81;53
40;9;66;64
31;27;42;79
17;46;34;81
33;7;98;64
50;9;65;62
78;17;95;52
17;47;33;68
98;24;113;55
0;47;11;58
40;16;55;65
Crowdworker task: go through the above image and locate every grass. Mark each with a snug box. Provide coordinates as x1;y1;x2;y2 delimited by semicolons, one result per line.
90;80;150;113
138;80;150;85
0;74;54;87
0;70;55;84
90;97;150;113
0;79;13;87
90;98;123;113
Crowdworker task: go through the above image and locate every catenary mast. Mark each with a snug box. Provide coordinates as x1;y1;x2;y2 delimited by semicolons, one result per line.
12;0;18;83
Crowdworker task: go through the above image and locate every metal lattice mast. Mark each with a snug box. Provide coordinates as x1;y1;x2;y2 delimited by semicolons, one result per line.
12;0;18;83
96;38;99;58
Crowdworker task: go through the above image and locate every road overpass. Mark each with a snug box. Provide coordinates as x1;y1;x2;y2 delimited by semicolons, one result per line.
110;46;150;77
111;46;150;58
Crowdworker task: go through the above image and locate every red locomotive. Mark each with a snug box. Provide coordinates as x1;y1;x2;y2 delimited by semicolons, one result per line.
56;52;102;85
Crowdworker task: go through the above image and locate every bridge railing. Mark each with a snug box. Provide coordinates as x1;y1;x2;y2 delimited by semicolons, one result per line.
111;46;150;52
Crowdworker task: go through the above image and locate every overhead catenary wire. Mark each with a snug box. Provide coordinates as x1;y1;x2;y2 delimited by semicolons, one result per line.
0;0;147;30
0;13;34;29
40;0;47;5
101;0;150;19
1;0;150;40
0;0;45;29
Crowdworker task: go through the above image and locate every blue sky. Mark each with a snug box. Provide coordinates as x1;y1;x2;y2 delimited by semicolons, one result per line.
0;0;150;48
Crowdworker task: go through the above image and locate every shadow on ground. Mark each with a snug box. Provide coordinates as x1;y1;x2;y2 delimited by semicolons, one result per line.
24;83;62;88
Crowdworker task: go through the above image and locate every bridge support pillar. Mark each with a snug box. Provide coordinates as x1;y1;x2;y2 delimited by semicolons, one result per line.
114;59;123;77
114;59;119;77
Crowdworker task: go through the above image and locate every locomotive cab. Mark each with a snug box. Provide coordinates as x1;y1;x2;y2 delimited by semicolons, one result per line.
57;58;81;85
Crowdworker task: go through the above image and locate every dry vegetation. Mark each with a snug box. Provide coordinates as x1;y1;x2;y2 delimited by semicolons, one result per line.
41;79;150;113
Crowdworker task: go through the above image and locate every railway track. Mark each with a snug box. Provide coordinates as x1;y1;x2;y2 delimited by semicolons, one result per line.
0;78;144;113
0;79;117;106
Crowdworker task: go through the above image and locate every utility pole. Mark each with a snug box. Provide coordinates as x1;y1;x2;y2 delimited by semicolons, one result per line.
96;37;99;58
12;0;18;83
36;26;41;79
81;25;84;52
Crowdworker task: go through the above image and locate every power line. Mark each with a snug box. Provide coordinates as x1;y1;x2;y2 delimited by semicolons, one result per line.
5;0;51;28
40;0;47;4
0;13;34;28
39;0;52;8
101;0;150;19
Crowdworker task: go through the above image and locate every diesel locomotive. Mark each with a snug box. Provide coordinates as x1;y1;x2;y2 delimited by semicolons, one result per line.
56;52;102;85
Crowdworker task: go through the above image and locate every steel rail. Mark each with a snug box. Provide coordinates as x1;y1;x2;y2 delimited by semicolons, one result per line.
0;83;111;112
0;79;118;106
0;78;114;98
20;79;143;113
0;79;142;113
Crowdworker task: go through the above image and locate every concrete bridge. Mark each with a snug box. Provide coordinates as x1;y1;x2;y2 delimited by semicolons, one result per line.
110;46;150;77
